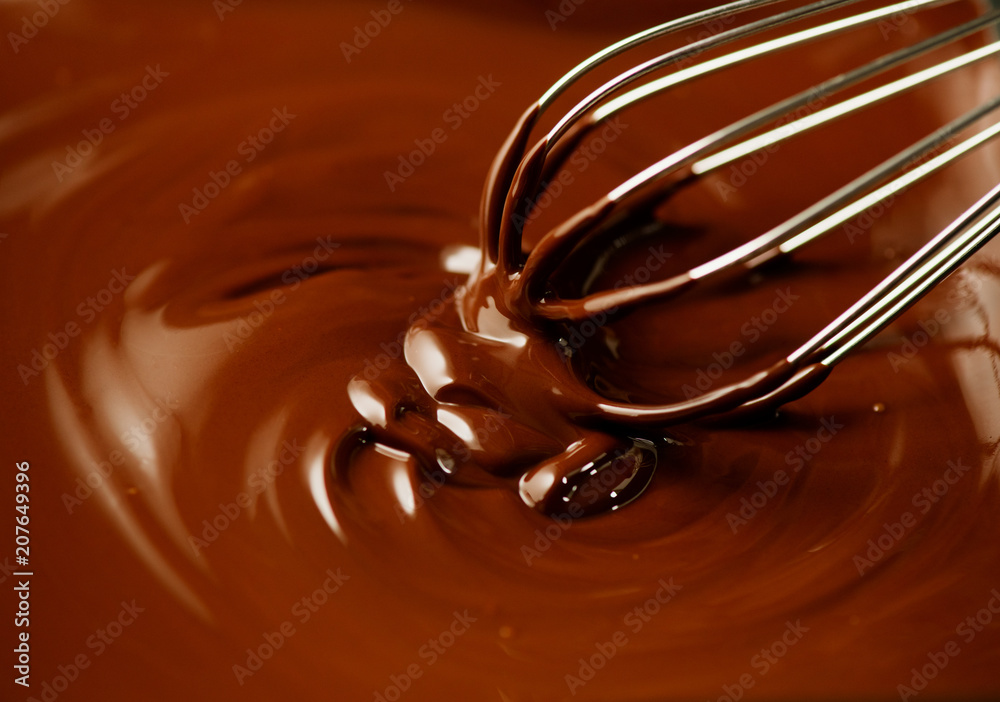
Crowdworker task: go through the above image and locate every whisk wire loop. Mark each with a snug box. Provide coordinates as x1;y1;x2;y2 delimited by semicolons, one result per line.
476;0;1000;423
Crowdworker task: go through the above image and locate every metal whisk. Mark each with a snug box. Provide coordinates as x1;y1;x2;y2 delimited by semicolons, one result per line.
469;0;1000;426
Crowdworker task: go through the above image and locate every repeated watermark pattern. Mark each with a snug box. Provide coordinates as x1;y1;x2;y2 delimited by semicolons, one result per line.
393;407;512;524
340;0;415;62
545;0;587;29
359;278;463;381
708;619;810;702
726;417;844;533
21;600;145;699
886;270;983;372
52;65;169;181
189;439;305;555
564;578;682;695
843;132;960;244
61;396;181;514
520;448;652;566
16;268;135;386
853;458;970;576
373;610;477;700
232;568;350;685
213;0;242;21
896;588;1000;700
8;0;72;53
511;117;628;234
222;236;340;352
383;75;501;192
556;243;671;358
681;287;800;399
714;91;828;202
178;107;296;224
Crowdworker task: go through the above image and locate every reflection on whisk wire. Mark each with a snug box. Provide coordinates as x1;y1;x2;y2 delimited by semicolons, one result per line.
473;0;1000;424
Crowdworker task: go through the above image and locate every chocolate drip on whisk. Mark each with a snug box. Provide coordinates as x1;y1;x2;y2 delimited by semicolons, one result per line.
463;0;1000;426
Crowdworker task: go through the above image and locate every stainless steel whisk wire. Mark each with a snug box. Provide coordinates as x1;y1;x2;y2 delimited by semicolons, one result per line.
477;0;1000;424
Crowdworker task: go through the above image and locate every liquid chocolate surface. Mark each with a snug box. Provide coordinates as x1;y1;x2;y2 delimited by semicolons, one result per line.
2;1;1000;700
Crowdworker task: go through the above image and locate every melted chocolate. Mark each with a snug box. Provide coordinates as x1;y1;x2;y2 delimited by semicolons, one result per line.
2;1;1000;700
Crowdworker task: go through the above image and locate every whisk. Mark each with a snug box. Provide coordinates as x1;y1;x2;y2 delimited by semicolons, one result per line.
467;0;1000;427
